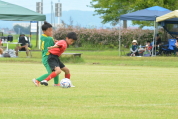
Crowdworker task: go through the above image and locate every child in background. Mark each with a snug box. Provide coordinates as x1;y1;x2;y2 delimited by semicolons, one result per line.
32;21;59;86
143;41;152;56
145;41;152;51
40;32;77;87
130;40;139;56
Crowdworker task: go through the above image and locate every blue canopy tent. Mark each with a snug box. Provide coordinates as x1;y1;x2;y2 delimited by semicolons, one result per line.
119;6;175;56
120;6;171;21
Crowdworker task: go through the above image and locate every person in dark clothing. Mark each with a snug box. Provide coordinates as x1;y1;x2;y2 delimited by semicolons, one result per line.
14;34;30;57
154;34;162;55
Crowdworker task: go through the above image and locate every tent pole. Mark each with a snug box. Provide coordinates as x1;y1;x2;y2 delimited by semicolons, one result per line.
154;20;156;56
152;21;155;56
38;22;40;49
119;19;121;56
152;20;158;56
36;21;39;47
155;21;158;56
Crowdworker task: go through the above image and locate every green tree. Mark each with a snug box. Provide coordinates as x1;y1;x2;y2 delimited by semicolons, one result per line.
89;0;178;27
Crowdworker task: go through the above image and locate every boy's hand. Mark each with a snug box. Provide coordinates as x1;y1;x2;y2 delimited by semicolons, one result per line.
48;47;53;50
48;45;59;50
54;39;58;43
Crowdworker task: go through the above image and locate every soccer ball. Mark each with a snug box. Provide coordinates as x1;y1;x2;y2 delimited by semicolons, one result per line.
60;78;71;88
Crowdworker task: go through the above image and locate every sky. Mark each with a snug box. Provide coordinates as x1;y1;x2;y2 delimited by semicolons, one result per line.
0;0;149;29
1;0;94;13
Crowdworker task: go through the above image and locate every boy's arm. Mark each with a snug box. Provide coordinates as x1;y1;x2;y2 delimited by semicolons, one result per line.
48;45;59;50
54;39;58;43
48;41;64;50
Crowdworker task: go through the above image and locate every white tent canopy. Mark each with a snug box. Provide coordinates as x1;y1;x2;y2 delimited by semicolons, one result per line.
156;10;178;22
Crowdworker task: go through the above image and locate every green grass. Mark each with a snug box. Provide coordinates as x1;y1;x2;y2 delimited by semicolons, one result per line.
0;49;178;118
0;63;178;119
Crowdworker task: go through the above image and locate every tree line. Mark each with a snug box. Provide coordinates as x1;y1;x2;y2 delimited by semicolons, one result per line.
89;0;178;28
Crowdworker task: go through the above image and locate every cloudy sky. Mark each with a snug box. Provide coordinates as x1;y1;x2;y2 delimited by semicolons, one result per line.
1;0;94;13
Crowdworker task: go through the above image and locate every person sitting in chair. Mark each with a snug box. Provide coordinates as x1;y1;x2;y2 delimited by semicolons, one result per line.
15;34;30;57
143;41;152;57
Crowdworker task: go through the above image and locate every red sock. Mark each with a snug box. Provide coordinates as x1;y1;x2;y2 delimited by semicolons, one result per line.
65;74;70;79
45;72;57;81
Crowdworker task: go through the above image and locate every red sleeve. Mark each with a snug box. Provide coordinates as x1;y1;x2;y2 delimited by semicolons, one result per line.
55;41;65;48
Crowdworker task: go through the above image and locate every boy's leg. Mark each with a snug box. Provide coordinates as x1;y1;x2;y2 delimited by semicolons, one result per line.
61;67;75;87
54;75;59;85
35;56;59;83
32;56;51;86
36;59;51;82
32;63;50;86
41;67;61;86
61;67;70;79
43;56;59;84
41;54;61;86
45;59;59;85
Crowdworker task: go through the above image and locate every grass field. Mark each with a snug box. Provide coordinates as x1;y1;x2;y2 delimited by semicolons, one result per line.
0;61;178;118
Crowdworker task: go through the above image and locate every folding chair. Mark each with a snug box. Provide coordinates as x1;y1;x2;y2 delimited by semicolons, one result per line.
162;39;176;55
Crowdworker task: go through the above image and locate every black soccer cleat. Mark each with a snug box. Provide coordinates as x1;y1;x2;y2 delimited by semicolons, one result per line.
40;80;48;86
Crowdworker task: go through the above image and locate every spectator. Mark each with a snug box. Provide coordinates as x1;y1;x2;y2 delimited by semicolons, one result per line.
130;40;139;56
14;34;30;57
146;40;152;51
155;33;162;55
138;45;145;56
143;41;152;56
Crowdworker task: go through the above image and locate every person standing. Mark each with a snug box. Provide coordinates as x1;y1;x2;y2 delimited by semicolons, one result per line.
32;21;59;86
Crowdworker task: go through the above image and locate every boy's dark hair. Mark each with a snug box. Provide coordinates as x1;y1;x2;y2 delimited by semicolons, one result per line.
41;21;52;31
147;40;151;43
66;32;77;40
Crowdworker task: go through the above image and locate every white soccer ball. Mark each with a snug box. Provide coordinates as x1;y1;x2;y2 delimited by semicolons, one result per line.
60;78;71;88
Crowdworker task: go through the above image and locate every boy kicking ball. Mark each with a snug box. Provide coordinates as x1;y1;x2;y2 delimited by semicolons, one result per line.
40;32;77;87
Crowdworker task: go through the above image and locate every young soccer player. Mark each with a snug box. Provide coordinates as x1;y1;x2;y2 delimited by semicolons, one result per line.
32;21;59;86
40;32;77;87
